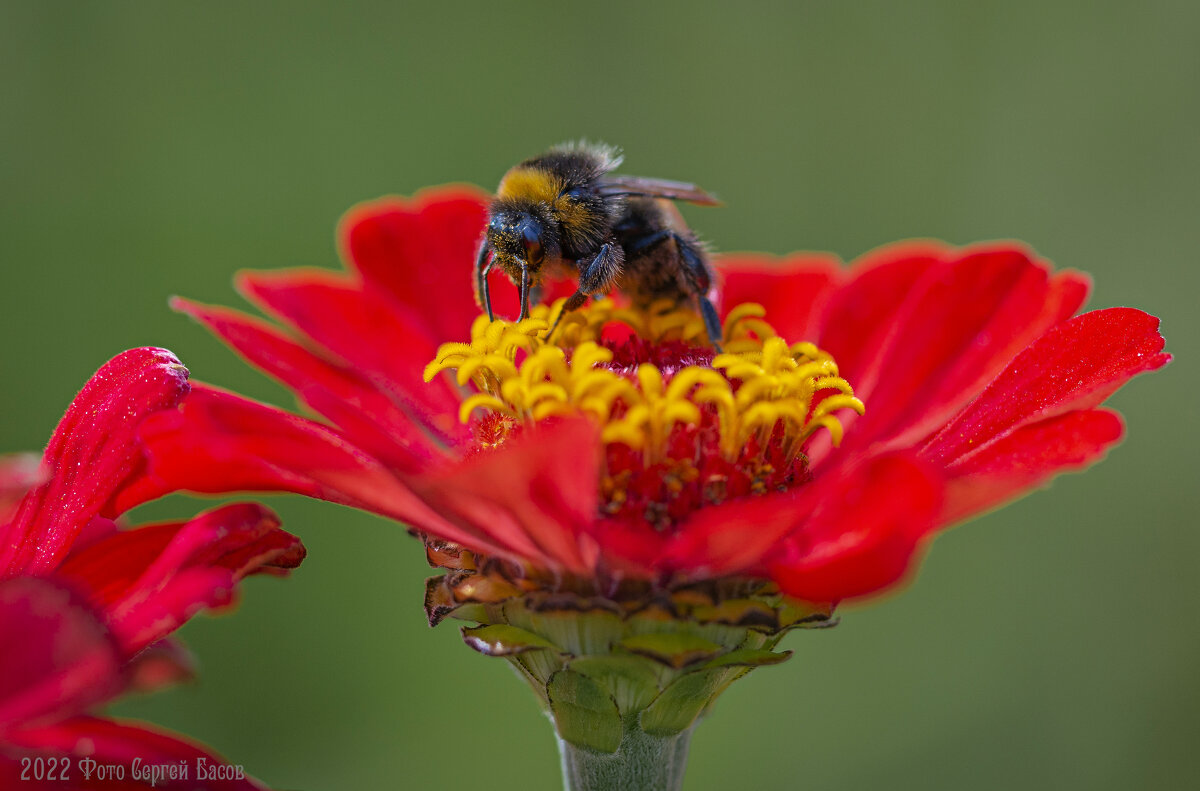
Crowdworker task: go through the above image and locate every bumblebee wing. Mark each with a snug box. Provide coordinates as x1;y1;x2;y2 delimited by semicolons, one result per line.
597;175;722;206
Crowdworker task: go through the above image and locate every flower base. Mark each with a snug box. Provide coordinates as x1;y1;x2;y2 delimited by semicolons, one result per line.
558;720;693;791
424;540;837;789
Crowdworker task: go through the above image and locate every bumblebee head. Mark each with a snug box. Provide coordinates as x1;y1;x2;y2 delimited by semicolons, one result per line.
486;207;559;281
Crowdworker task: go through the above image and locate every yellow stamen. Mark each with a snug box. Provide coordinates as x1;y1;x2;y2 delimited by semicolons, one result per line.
426;299;865;463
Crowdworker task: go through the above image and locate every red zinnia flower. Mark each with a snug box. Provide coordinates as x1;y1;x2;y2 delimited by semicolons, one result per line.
142;189;1167;602
137;188;1168;777
0;348;305;788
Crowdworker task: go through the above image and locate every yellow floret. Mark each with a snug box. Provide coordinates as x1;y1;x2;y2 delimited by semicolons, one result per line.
426;300;865;463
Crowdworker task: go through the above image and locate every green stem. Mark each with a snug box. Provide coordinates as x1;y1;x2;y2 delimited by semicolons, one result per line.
557;722;694;791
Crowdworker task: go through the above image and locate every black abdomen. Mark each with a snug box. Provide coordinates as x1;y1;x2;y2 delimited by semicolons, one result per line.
612;198;712;306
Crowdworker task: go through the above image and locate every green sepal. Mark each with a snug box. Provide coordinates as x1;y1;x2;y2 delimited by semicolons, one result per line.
461;624;559;656
436;576;839;760
639;668;728;736
617;632;723;668
688;598;782;630
569;655;662;715
777;600;838;630
701;648;792;669
548;668;624;753
447;602;492;625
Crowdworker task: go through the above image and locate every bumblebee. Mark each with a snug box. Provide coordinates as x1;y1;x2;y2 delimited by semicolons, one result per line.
475;143;724;346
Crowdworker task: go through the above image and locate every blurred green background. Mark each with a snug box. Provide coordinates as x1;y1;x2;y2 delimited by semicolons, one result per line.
2;1;1196;788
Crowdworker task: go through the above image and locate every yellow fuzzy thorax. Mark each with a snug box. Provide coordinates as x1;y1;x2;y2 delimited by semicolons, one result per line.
496;165;562;204
423;299;865;463
496;165;591;232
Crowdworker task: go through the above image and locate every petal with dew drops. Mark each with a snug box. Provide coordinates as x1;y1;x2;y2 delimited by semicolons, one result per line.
836;245;1090;453
57;503;305;656
0;349;190;577
938;408;1125;524
924;308;1169;467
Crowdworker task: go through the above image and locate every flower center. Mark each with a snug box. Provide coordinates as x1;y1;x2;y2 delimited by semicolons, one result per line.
424;300;864;530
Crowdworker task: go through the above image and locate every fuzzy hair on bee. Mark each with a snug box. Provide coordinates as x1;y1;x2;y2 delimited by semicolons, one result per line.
475;142;725;348
491;143;623;268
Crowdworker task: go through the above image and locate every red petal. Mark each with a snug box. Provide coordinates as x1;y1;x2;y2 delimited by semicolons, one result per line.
714;253;841;341
817;245;1092;459
57;503;304;655
4;715;268;789
766;453;943;602
939;409;1125;523
136;385;515;559
414;419;603;574
340;189;627;324
661;487;811;578
582;518;667;578
0;454;44;526
125;639;196;693
888;252;1089;444
339;189;491;339
813;240;946;386
235;268;468;444
0;349;191;577
665;453;943;586
172;297;449;472
0;578;122;734
924;308;1169;466
68;518;121;558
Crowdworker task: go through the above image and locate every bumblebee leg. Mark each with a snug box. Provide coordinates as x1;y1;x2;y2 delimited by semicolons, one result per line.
578;242;623;294
674;240;724;351
625;230;723;350
518;264;531;321
697;295;724;351
547;242;622;341
546;290;590;341
474;241;495;320
627;229;672;253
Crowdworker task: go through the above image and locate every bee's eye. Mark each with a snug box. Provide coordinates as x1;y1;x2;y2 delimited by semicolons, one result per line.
521;225;543;264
